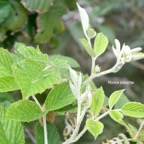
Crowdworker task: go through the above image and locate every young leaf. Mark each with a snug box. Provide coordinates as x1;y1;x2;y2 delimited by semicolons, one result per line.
0;48;19;92
76;3;89;39
5;100;45;122
13;59;61;99
108;89;125;109
45;82;75;111
109;110;123;124
122;102;144;118
0;105;25;144
86;119;104;139
36;122;61;144
90;87;105;117
94;32;108;56
80;38;96;57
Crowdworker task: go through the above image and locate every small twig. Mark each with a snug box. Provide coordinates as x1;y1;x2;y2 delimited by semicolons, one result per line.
24;127;36;144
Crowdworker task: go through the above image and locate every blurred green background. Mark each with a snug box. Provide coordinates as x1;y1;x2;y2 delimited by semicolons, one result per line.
0;0;144;143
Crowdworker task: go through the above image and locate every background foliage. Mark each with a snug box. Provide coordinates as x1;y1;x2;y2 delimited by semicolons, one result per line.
0;0;144;143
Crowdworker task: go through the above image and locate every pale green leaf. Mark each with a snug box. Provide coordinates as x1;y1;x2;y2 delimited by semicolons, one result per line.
0;106;24;144
80;38;96;57
94;32;108;56
132;52;144;61
86;27;96;39
108;89;125;109
13;59;61;99
86;119;104;139
14;42;49;63
109;110;123;124
122;102;144;118
90;87;105;116
5;100;45;122
0;48;19;92
45;82;75;111
21;0;51;13
36;122;61;144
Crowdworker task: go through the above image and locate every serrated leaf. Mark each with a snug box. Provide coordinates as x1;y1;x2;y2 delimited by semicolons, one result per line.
13;59;61;99
5;100;45;122
122;102;144;118
0;105;24;144
108;89;125;109
94;32;108;56
13;42;49;63
36;122;61;144
86;119;104;139
49;55;79;69
0;48;19;92
90;87;105;116
0;1;11;24
80;38;96;57
21;0;51;13
109;110;123;124
45;82;75;111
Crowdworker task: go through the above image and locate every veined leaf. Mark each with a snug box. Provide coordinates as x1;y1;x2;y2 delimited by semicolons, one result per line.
5;100;45;122
122;102;144;118
90;87;105;117
0;106;24;144
94;32;108;56
86;119;104;139
109;110;123;124
13;42;49;63
13;59;61;99
36;122;61;144
21;0;51;13
108;89;125;109
80;38;96;57
0;48;19;92
45;82;75;111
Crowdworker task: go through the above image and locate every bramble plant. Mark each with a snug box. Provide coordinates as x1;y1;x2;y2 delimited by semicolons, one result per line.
0;3;144;144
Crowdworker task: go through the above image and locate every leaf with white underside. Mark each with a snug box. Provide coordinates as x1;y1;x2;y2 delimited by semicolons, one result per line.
86;119;104;139
122;102;144;118
36;122;61;144
45;82;75;111
13;59;61;99
108;89;125;109
0;48;19;92
77;3;89;38
80;38;96;57
109;110;123;124
5;100;45;122
0;105;24;144
90;87;105;116
131;52;144;61
94;33;108;57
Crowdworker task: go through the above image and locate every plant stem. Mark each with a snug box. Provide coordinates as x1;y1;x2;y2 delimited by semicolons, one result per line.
32;95;48;144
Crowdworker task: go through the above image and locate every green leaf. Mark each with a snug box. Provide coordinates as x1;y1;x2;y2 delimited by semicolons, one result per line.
122;102;144;118
109;110;123;124
4;0;27;31
0;1;11;24
94;32;108;56
13;59;61;99
13;42;49;63
90;87;105;116
108;89;125;109
86;119;104;139
86;27;96;39
36;122;61;144
132;52;144;61
5;100;45;122
0;105;25;144
21;0;51;13
0;48;19;92
80;38;96;57
45;82;75;111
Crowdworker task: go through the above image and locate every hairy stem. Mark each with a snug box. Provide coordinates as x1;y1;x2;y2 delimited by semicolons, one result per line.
32;95;48;144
